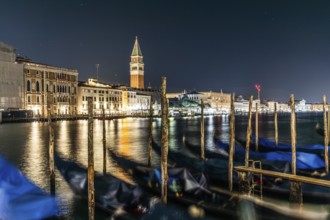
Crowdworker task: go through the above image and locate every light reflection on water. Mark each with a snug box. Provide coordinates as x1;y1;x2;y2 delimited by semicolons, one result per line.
0;113;327;219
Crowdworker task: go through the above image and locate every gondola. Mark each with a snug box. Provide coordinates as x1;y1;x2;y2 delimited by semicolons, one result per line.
153;139;330;203
236;136;326;156
214;137;326;170
109;150;325;220
54;153;150;219
0;154;59;220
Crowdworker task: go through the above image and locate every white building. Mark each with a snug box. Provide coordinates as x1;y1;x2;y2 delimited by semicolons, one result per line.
77;78;151;115
78;78;122;115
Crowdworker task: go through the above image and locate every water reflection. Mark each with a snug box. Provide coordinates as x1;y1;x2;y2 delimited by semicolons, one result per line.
23;122;47;189
0;113;328;219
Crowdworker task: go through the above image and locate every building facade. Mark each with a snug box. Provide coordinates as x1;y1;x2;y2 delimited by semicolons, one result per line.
77;79;152;115
77;78;123;115
0;42;24;110
130;37;144;89
18;58;78;117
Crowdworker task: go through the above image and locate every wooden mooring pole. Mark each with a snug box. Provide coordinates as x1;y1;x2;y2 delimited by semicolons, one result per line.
148;98;153;167
289;94;302;206
274;103;278;149
290;95;296;175
102;106;106;175
161;77;169;204
228;93;235;192
323;96;329;174
328;105;330;144
255;102;259;152
245;96;253;167
87;97;95;219
201;99;205;160
48;108;55;195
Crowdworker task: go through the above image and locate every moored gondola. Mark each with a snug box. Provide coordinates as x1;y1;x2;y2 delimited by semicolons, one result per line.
110;150;326;220
236;135;326;156
54;152;150;219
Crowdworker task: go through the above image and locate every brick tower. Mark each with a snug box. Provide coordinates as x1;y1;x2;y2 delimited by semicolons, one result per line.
130;36;144;89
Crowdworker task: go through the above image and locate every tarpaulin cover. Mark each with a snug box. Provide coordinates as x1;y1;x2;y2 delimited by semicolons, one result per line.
252;136;326;155
214;139;325;170
0;155;59;220
150;167;209;196
55;153;143;210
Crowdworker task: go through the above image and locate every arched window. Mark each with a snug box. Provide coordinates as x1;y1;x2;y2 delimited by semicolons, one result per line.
36;81;40;92
68;87;71;93
27;80;31;92
46;84;49;92
53;85;55;93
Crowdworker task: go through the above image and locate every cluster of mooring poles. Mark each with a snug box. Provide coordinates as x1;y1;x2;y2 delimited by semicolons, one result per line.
47;81;330;218
230;94;330;208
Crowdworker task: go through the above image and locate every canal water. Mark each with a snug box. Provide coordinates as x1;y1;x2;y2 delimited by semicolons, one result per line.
0;113;327;219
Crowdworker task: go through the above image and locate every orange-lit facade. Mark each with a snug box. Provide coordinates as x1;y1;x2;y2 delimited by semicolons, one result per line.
130;37;144;89
18;59;78;117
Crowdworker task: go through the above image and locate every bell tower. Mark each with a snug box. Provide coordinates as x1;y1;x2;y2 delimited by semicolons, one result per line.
130;36;144;89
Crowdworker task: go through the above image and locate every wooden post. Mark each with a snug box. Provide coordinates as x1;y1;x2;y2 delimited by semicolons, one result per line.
274;103;278;148
255;102;259;152
328;105;330;144
102;106;106;175
87;97;95;220
201;99;205;160
228;93;235;192
245;96;253;167
289;95;302;206
161;77;169;204
148;98;153;167
290;95;296;175
48;108;55;195
323;96;329;174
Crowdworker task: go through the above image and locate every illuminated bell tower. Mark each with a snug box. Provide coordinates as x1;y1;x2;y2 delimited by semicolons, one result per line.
130;36;144;89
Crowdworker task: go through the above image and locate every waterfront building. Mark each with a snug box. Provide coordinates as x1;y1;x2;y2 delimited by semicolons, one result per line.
130;37;144;89
277;102;290;112
167;90;231;115
77;78;122;115
309;103;323;112
200;90;231;114
17;57;78;117
0;42;24;110
77;79;152;115
295;99;307;112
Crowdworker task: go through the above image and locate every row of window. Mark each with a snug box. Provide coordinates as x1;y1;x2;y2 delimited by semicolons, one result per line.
27;80;76;94
82;104;121;110
82;96;122;102
26;70;76;81
82;89;121;95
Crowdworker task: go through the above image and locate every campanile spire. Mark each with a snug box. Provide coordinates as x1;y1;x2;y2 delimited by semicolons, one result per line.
130;36;144;89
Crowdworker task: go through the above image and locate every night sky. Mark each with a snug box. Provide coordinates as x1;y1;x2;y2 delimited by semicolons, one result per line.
1;0;330;102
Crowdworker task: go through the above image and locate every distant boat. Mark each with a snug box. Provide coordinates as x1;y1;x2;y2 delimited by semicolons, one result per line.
0;154;59;219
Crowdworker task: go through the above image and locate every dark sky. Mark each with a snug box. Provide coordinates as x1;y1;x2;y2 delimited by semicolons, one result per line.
1;0;330;102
